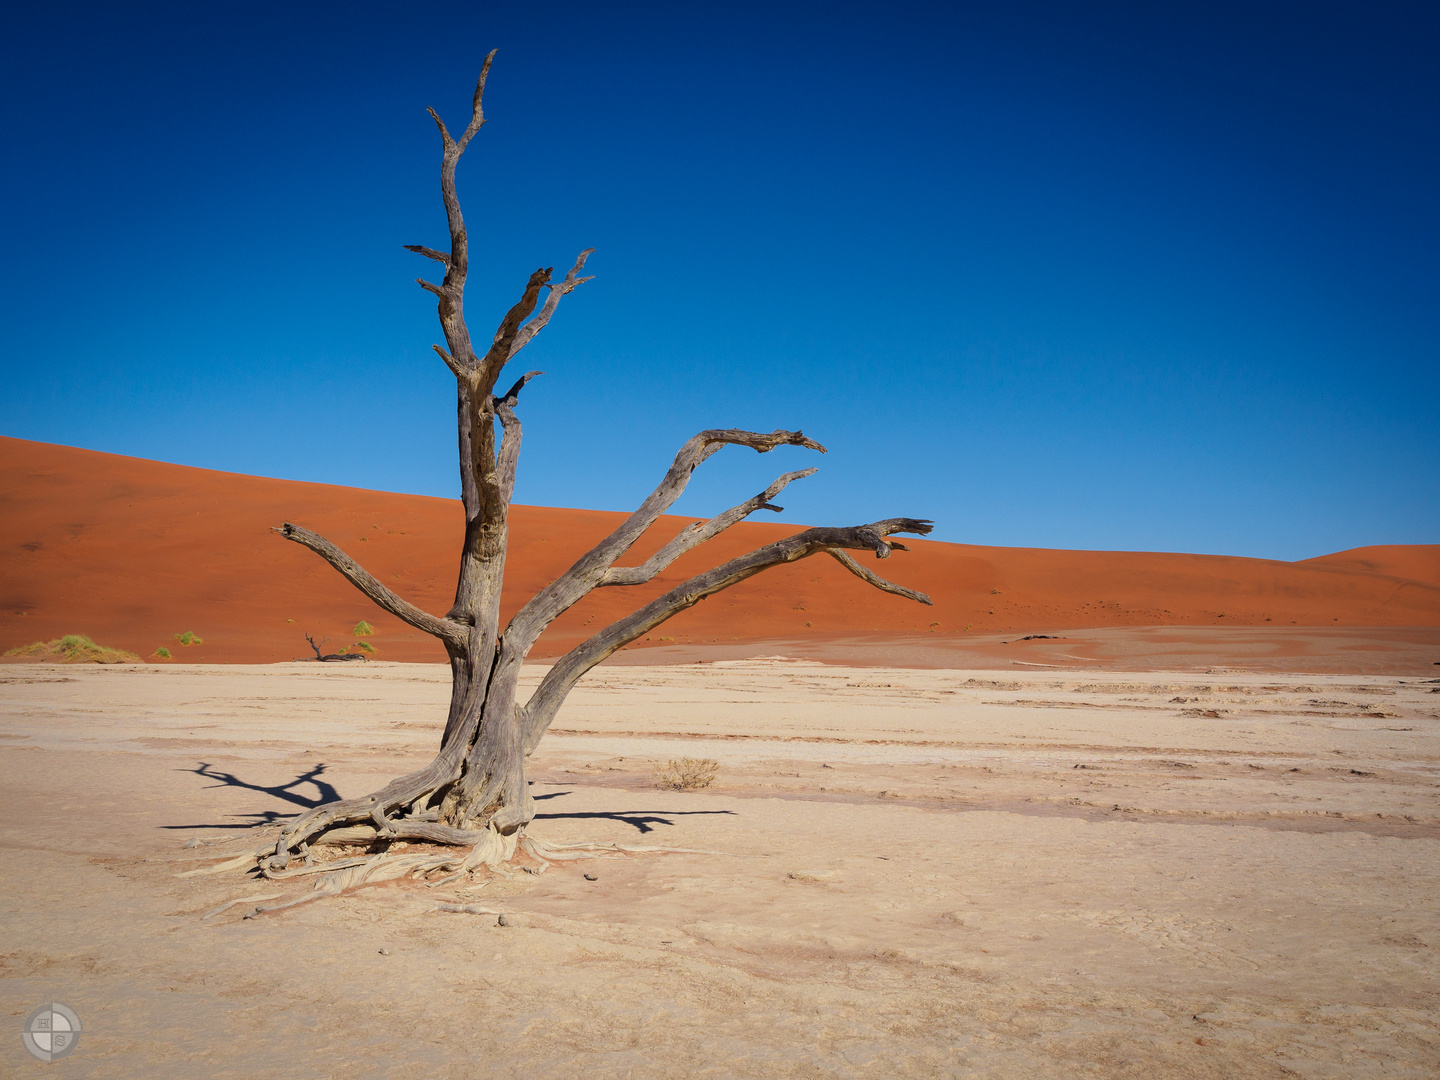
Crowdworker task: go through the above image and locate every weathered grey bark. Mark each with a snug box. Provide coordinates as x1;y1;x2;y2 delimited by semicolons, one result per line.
263;54;932;877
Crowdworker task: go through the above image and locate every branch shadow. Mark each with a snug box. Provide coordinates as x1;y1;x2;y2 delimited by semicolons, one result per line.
164;762;343;830
533;808;737;835
168;772;735;835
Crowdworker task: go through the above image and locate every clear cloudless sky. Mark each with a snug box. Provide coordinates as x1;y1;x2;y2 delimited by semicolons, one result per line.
2;1;1436;560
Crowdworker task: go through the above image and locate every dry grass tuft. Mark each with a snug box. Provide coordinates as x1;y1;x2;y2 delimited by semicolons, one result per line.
653;757;720;791
5;634;139;664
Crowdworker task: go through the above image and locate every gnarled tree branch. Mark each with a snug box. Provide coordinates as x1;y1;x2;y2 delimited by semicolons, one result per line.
554;428;824;578
432;344;465;378
411;48;496;381
493;369;543;406
502;428;826;652
475;267;550;392
495;401;524;505
520;518;933;752
507;248;596;361
403;244;451;267
491;370;541;505
601;466;819;586
276;524;470;649
455;52;493;155
825;548;931;604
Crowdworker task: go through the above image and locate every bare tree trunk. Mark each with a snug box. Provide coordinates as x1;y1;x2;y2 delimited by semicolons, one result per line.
252;54;932;886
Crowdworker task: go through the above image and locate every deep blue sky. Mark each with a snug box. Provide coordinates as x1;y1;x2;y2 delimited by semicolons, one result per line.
3;1;1436;560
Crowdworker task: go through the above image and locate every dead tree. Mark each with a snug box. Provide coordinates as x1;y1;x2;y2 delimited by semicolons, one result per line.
233;53;930;891
301;634;366;662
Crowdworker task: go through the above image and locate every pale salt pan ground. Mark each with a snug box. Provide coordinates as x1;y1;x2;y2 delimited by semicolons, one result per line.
1;660;1437;1078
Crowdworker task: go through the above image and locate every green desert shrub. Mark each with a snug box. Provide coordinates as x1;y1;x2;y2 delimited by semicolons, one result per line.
354;641;376;654
173;631;203;646
4;635;139;664
154;646;172;659
352;620;375;637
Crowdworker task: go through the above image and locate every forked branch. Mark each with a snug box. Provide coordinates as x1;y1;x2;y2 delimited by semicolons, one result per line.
601;467;819;586
276;524;470;649
408;93;590;388
407;48;499;380
475;267;551;388
521;518;933;751
553;428;824;582
507;249;596;360
504;429;827;645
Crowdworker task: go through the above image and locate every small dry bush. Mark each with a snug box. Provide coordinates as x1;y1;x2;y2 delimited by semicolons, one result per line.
653;757;720;791
4;634;139;664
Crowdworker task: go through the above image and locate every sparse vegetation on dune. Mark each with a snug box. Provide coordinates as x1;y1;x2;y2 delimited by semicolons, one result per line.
352;620;374;637
173;631;203;646
5;634;139;664
330;640;377;657
153;646;172;659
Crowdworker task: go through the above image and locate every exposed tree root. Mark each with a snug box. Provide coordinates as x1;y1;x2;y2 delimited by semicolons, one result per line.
523;837;726;860
178;850;273;878
184;822;725;919
201;893;283;921
433;903;504;915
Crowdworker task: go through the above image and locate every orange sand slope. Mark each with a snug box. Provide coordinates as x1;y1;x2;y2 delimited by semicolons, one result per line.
1;435;1437;666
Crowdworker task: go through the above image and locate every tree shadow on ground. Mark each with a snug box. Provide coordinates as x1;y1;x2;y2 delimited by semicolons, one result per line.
534;808;737;835
165;772;733;836
164;762;342;829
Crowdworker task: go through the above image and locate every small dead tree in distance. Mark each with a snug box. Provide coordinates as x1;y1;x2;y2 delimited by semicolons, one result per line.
257;53;931;884
301;633;365;662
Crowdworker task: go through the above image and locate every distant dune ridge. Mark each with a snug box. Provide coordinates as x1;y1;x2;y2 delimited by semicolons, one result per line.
1;435;1437;668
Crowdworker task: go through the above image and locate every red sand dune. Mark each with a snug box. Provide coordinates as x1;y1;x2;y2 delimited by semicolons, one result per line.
2;436;1437;667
